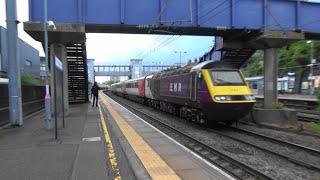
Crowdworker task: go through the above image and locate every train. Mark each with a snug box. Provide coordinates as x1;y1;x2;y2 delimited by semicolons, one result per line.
110;60;256;126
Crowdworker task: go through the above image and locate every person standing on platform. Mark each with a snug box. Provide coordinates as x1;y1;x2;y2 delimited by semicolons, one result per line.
91;82;100;107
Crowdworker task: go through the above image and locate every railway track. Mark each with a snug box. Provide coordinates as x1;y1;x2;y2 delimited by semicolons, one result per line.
107;93;275;180
255;97;318;111
210;127;320;172
297;112;320;122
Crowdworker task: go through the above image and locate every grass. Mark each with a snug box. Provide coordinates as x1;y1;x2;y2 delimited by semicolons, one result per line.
305;122;320;133
291;121;301;132
273;102;284;109
21;73;43;86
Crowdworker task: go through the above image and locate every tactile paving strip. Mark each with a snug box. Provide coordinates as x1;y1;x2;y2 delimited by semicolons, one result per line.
100;93;181;180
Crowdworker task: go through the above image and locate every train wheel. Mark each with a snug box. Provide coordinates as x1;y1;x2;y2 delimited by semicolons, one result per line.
225;121;233;127
196;112;205;124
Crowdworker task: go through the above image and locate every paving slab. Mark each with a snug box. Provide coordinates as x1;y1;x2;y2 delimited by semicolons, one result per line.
0;103;109;180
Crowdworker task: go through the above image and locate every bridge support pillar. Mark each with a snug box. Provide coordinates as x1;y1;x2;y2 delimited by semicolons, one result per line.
263;48;278;109
50;44;69;116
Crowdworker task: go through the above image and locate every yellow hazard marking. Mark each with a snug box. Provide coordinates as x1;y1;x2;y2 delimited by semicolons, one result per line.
99;105;122;180
100;93;181;180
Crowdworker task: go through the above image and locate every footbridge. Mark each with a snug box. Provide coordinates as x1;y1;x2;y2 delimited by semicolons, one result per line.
94;65;178;77
24;0;320;69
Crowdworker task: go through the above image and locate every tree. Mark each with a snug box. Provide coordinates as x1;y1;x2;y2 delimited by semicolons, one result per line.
243;51;263;77
244;40;320;94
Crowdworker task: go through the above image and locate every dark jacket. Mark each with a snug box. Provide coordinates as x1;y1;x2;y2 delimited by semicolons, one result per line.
91;84;100;96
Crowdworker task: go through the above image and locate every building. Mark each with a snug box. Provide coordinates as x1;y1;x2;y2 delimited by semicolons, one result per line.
87;59;95;96
0;26;40;78
39;56;47;78
130;59;143;78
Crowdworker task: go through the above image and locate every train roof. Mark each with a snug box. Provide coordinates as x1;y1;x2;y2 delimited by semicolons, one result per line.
191;60;215;72
191;60;236;72
125;76;145;83
245;76;264;81
110;81;122;86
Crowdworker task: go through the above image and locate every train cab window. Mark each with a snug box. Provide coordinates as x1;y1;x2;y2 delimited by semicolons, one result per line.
197;73;204;90
211;70;245;86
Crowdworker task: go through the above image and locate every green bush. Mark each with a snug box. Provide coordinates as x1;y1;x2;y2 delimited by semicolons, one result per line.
305;122;320;133
273;102;284;109
21;73;43;86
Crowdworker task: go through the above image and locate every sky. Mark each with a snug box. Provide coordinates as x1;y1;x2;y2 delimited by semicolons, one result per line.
86;33;214;66
0;0;44;56
1;0;320;83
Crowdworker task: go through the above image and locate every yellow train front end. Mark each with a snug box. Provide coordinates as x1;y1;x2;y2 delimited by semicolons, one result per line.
200;68;255;125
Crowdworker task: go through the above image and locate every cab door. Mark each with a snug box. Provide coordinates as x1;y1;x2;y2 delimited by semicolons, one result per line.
190;72;197;101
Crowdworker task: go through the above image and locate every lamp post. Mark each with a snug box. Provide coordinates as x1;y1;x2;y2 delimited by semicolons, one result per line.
44;0;56;129
307;40;315;95
6;0;23;126
174;51;187;67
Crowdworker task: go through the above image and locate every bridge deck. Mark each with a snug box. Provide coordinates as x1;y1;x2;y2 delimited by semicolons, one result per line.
28;0;320;38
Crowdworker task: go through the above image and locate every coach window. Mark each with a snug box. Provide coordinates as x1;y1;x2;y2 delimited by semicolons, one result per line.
178;83;181;92
174;83;177;92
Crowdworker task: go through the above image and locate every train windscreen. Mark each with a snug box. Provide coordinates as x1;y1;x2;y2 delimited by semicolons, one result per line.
210;70;245;86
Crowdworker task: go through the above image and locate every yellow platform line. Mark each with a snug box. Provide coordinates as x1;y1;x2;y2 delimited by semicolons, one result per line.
100;93;181;180
99;105;122;180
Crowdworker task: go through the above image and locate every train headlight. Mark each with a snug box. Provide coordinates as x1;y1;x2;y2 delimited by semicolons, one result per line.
214;95;231;101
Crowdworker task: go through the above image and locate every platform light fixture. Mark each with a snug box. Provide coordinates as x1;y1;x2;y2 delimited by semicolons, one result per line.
174;51;188;67
307;40;315;95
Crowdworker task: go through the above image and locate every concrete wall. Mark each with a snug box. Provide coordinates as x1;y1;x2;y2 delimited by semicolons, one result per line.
0;26;40;77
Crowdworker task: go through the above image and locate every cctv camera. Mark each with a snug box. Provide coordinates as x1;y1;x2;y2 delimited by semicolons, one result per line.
47;21;56;30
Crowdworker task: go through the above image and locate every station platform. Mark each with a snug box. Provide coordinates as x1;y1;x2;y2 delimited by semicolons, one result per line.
99;92;233;180
0;93;234;180
0;103;109;180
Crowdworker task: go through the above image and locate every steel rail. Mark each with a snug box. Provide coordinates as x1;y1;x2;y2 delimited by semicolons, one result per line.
106;93;275;180
209;127;320;172
297;113;320;123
